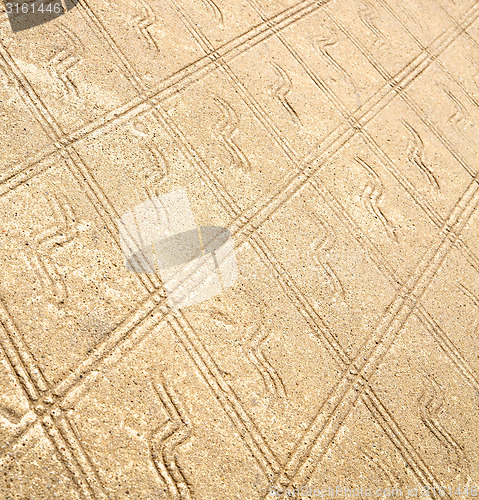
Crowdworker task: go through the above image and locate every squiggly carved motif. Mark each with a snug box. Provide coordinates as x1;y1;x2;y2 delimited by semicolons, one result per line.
210;304;286;399
214;97;250;171
242;304;286;399
141;143;170;199
200;0;224;23
270;63;300;123
149;377;193;500
26;193;81;304
418;377;471;485
359;1;388;49
313;28;360;107
444;89;472;134
403;121;439;189
309;213;345;298
355;157;397;242
133;0;159;51
48;22;83;96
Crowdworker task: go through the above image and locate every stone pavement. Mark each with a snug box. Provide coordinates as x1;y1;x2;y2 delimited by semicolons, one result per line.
0;0;479;498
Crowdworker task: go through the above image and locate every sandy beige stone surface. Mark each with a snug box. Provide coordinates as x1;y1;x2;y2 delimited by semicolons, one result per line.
0;0;479;498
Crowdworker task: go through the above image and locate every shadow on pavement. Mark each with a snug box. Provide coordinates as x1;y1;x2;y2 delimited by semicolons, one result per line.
5;0;78;32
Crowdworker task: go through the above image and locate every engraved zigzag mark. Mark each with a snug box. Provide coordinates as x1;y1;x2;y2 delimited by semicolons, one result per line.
133;0;159;52
308;212;345;298
47;23;83;97
270;62;300;124
149;378;193;500
313;28;337;54
35;193;79;249
26;254;67;306
209;303;286;400
244;319;286;399
394;2;421;30
26;193;82;304
358;1;388;49
402;121;440;190
312;29;361;107
444;89;472;134
214;96;250;171
355;157;397;243
200;0;224;24
418;377;471;484
142;143;170;199
27;256;67;305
